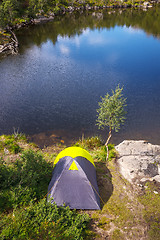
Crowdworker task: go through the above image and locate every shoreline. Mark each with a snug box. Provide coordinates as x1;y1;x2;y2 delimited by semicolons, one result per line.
0;0;159;56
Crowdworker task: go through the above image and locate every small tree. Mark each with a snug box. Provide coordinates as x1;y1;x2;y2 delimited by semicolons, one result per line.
96;85;127;160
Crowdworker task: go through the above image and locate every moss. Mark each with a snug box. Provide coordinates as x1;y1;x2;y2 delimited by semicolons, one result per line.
148;222;160;240
84;229;98;239
105;197;135;227
98;159;146;238
98;216;110;229
92;212;100;220
138;181;160;240
111;229;125;240
96;167;106;174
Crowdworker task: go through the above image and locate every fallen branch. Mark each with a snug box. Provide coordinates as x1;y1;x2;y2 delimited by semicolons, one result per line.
0;30;19;55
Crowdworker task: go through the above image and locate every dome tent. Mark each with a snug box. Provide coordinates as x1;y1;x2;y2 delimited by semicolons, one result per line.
48;147;101;209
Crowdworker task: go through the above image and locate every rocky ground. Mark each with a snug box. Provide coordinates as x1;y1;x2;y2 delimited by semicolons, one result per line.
83;140;160;239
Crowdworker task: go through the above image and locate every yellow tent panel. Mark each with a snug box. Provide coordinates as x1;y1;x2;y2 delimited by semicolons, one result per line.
68;161;78;171
54;147;95;167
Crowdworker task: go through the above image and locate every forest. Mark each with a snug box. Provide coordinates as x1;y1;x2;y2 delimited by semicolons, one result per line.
0;0;105;27
0;0;156;29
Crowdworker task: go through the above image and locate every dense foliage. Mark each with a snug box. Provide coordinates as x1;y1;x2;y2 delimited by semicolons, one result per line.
0;149;53;210
0;0;103;27
0;0;157;29
0;199;90;240
0;134;24;154
0;0;50;27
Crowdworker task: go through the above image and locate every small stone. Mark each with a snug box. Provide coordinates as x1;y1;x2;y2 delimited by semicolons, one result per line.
4;148;9;154
152;175;160;183
153;191;158;194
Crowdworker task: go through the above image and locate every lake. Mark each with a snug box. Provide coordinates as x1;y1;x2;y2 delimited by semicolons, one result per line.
0;8;160;145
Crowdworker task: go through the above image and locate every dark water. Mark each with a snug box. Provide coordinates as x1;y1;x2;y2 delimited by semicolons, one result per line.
0;8;160;144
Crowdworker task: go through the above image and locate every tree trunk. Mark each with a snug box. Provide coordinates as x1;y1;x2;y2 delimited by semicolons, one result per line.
105;127;112;161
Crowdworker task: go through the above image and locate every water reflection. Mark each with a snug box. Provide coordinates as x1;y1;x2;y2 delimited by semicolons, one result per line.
15;7;160;51
0;9;160;145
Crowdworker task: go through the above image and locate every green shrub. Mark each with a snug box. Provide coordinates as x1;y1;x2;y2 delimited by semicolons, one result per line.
93;144;116;162
0;150;53;211
108;143;114;151
0;190;13;210
0;158;17;189
18;150;53;199
75;136;103;150
0;199;90;240
94;145;107;162
108;148;117;162
0;134;23;154
8;142;21;154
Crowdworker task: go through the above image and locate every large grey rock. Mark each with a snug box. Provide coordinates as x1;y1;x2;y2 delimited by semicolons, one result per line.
115;140;160;183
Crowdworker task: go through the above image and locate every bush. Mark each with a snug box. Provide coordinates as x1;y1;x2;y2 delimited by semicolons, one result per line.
0;199;90;240
108;149;117;161
0;134;25;154
18;150;53;199
74;136;103;150
0;146;91;239
0;149;53;211
108;144;117;161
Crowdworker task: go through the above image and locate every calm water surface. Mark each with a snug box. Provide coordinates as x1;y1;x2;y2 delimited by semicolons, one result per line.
0;9;160;144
